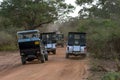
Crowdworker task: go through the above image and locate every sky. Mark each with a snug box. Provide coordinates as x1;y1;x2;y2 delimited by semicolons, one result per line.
65;0;81;17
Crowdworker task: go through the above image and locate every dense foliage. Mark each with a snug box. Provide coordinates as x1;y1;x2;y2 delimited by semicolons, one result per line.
76;0;120;19
0;0;74;29
78;19;120;59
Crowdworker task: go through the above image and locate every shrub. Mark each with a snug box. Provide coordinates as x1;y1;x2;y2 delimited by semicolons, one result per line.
78;19;120;59
102;72;120;80
0;31;17;51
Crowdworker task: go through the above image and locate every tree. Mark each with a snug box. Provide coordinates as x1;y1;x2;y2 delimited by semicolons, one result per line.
75;0;120;19
0;0;74;29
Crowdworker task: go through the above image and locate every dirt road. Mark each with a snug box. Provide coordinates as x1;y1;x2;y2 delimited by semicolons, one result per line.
0;48;89;80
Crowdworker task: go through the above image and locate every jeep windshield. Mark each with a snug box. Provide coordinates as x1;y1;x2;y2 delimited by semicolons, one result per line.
17;31;39;39
56;34;64;40
41;33;56;44
68;33;86;46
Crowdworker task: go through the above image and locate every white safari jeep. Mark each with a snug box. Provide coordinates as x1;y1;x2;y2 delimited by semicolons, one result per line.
66;32;87;58
40;32;56;54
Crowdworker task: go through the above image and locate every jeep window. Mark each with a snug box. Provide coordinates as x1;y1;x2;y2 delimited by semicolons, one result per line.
18;32;39;39
81;35;85;39
68;33;86;46
57;34;63;40
74;35;80;39
52;34;56;39
68;34;74;45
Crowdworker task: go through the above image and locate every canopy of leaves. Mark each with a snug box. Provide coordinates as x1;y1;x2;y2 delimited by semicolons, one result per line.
76;0;120;19
0;0;74;29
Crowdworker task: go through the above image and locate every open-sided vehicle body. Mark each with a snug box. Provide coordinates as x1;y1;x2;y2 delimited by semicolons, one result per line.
40;32;56;54
66;32;87;58
17;30;48;64
56;34;64;47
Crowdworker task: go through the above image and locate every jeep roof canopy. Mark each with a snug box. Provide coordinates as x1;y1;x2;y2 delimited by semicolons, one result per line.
56;34;64;40
40;32;56;39
17;30;40;39
17;30;39;34
68;32;86;46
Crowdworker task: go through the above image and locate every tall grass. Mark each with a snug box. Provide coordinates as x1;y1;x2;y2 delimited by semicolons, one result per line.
0;31;17;51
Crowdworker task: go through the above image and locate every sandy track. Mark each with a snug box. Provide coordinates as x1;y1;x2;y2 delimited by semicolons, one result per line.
0;48;89;80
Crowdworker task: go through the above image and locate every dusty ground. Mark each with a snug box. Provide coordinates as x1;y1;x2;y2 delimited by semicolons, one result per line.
0;47;89;80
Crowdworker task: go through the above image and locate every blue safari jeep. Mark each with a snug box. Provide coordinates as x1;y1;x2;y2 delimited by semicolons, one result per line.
66;32;87;58
17;30;48;64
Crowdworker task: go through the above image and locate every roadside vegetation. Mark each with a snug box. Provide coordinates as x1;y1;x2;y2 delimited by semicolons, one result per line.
77;0;120;79
78;19;120;59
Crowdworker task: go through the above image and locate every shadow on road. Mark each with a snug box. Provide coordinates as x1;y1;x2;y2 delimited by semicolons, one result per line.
68;56;86;60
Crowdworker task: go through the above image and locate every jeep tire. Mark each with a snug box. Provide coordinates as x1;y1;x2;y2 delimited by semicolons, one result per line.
21;56;26;65
44;54;48;61
61;44;64;47
52;50;56;54
41;54;45;63
66;53;69;58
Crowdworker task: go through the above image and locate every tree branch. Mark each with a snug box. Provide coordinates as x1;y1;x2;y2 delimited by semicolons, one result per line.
29;20;53;29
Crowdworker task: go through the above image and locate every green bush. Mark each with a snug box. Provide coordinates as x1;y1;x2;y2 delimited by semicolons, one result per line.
78;19;120;59
102;72;120;80
0;44;17;51
0;31;17;51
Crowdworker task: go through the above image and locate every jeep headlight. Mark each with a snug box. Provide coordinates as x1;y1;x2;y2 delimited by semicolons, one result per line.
35;41;40;45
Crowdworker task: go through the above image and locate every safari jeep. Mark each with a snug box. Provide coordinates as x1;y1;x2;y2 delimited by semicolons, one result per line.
56;33;64;47
17;30;48;64
66;32;87;58
40;32;56;54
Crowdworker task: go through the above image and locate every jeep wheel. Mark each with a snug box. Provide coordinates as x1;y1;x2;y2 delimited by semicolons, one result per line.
47;51;50;54
61;44;64;47
53;50;56;54
44;54;48;61
66;53;69;58
21;56;26;65
41;54;45;63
